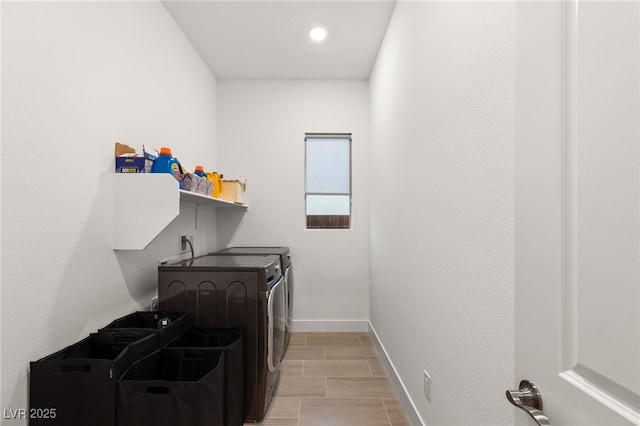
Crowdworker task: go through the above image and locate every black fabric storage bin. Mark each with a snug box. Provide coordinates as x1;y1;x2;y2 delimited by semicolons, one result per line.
166;328;244;426
117;348;225;426
100;311;189;345
29;331;159;426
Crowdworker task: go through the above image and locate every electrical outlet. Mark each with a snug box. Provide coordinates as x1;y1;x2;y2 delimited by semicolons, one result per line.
158;256;178;266
179;235;193;254
424;370;431;402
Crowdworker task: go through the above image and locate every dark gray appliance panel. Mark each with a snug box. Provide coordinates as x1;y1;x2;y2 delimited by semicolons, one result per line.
158;270;259;421
213;247;293;356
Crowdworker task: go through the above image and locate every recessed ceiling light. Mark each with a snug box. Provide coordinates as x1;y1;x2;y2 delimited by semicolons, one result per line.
309;27;327;42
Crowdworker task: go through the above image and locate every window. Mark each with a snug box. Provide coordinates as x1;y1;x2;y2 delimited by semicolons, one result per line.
305;133;352;229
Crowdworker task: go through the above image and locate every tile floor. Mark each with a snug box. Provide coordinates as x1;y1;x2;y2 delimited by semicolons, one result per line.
248;332;412;425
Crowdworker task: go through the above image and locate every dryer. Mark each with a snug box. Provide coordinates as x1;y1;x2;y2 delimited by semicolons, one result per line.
214;246;293;356
157;254;284;422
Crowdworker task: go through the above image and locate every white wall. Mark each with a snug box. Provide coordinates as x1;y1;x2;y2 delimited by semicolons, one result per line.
1;2;218;417
369;2;515;425
217;81;370;331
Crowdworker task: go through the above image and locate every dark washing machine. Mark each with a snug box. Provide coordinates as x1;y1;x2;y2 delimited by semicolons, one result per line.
157;254;285;422
214;247;293;356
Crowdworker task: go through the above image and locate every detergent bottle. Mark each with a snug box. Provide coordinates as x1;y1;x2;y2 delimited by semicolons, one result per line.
206;172;223;198
194;165;207;178
151;147;181;181
213;173;224;199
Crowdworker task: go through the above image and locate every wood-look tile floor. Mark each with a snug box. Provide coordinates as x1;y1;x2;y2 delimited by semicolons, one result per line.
247;332;412;426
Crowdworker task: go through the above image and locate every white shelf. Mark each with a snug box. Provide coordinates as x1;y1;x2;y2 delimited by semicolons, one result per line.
179;188;248;210
114;173;247;250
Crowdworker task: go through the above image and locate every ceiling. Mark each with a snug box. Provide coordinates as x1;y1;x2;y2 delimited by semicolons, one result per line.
162;1;397;80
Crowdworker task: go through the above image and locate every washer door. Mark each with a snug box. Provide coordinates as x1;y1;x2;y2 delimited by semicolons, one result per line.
267;277;286;372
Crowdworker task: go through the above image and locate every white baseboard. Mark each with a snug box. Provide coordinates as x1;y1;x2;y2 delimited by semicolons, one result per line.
368;322;425;426
290;319;369;332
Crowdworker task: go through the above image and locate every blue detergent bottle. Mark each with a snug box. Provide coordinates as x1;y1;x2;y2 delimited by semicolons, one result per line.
151;147;181;181
194;165;207;178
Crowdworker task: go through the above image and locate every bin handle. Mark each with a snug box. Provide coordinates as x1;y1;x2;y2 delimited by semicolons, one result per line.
61;364;91;374
147;386;170;395
113;335;138;344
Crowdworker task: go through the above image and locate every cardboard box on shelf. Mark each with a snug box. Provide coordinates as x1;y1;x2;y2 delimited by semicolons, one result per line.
221;179;247;204
114;142;157;173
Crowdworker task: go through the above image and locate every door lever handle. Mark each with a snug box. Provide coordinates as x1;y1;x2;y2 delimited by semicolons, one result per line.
506;380;550;426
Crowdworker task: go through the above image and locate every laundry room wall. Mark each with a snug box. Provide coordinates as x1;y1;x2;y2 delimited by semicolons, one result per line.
217;81;370;331
2;2;218;418
369;2;515;425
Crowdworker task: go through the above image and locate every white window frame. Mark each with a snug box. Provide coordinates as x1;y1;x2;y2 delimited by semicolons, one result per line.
304;133;352;230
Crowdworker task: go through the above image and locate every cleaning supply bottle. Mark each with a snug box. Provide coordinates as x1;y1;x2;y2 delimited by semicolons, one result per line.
214;173;223;199
206;172;217;197
194;165;206;178
151;147;181;181
205;172;223;198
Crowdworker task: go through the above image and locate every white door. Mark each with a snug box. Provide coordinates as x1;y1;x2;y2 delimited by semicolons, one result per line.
515;1;639;425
